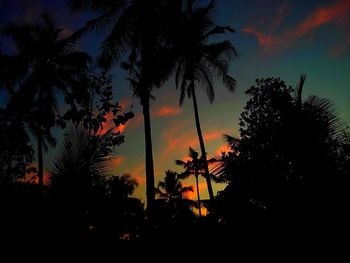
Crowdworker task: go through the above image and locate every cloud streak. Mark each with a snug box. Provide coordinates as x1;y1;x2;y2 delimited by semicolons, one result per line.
110;155;126;166
242;0;350;53
130;163;146;185
154;106;181;117
161;121;228;159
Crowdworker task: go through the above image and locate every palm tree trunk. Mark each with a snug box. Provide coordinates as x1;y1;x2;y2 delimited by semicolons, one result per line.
142;93;156;212
37;126;44;190
140;31;156;214
190;81;214;201
195;174;202;217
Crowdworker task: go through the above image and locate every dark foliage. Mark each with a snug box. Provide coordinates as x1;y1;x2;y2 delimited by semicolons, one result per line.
213;77;349;239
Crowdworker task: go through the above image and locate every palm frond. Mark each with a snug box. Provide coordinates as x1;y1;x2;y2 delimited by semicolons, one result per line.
204;25;235;38
99;7;135;67
305;96;347;142
0;54;28;90
71;7;122;42
223;74;236;92
197;64;215;103
57;52;92;69
179;78;188;106
224;134;240;149
295;74;306;110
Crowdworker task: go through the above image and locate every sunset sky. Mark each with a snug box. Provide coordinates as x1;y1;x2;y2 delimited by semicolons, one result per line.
1;0;349;202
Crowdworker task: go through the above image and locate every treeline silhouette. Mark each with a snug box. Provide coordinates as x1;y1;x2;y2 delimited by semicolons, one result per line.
0;0;349;259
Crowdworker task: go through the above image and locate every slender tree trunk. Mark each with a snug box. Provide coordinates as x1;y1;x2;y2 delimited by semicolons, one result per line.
140;27;156;214
195;174;202;217
190;81;214;201
37;125;44;190
142;93;155;212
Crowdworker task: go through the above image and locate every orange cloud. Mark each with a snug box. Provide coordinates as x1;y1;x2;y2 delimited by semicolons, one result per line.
215;144;232;157
95;96;139;135
154;106;181;117
181;156;192;163
183;180;208;200
182;180;208;216
96;112;128;136
161;122;227;159
110;155;126;166
118;96;132;109
242;0;350;53
125;113;143;131
130;163;146;185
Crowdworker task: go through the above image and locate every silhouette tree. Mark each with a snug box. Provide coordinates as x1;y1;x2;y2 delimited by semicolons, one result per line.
173;0;237;201
110;174;138;201
69;0;181;210
215;76;348;221
0;109;34;185
156;170;193;203
47;126;122;240
47;127;114;204
176;147;216;216
56;70;134;141
156;170;195;219
1;14;90;189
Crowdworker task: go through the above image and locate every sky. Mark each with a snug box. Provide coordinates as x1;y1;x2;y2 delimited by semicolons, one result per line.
1;0;350;202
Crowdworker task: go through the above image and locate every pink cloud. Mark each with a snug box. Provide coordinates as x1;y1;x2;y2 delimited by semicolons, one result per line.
161;122;227;159
95;96;139;134
125;113;143;131
242;26;277;49
110;155;126;166
97;112;126;136
292;0;350;38
242;0;350;54
154;106;181;117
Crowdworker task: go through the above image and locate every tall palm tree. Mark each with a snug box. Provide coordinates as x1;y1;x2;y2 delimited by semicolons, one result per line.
173;0;238;201
69;0;180;210
1;14;90;189
176;147;216;216
156;170;193;203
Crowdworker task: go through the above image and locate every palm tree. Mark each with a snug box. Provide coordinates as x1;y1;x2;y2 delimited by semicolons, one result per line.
156;170;195;218
110;174;138;201
156;170;193;203
1;14;90;189
176;147;216;216
69;0;180;210
173;0;238;201
47;127;112;201
47;126;117;238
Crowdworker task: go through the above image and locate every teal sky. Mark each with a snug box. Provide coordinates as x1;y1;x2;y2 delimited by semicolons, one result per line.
1;0;349;202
